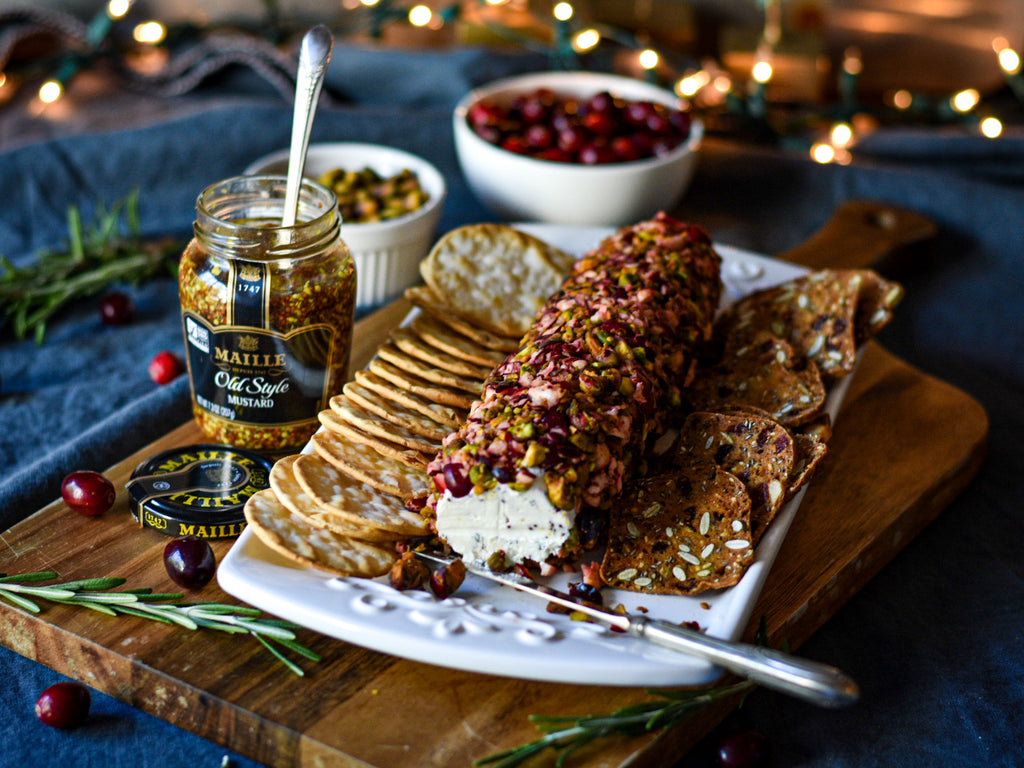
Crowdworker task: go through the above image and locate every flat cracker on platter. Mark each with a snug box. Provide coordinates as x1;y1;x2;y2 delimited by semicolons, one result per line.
329;394;442;455
405;285;520;353
340;382;450;442
353;369;466;429
291;453;428;536
367;358;477;410
318;408;434;471
409;314;508;368
244;489;398;578
601;461;755;596
420;223;573;338
390;325;494;381
270;455;405;542
310;428;429;499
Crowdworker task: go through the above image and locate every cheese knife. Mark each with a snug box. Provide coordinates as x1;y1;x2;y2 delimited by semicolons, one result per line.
415;550;859;708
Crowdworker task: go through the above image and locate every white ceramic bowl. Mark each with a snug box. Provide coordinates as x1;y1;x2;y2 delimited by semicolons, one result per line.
453;71;702;227
245;143;446;310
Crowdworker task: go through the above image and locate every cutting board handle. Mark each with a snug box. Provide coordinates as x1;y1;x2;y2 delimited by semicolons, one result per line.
778;200;936;272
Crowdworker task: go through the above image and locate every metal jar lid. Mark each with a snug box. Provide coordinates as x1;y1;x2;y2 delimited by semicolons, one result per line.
126;443;272;538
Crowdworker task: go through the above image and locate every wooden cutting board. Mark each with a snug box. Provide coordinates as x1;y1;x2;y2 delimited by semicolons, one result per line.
0;202;987;768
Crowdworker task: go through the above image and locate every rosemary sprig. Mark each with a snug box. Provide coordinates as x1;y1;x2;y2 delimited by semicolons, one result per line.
0;190;185;343
477;620;772;768
475;680;756;768
0;571;320;676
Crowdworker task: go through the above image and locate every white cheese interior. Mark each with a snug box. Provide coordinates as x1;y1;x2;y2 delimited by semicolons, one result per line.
435;474;575;566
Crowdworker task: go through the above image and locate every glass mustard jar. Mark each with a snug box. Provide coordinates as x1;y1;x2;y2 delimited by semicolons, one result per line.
179;175;356;452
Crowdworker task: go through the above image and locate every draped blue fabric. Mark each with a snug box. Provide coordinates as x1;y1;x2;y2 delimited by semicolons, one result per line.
1;45;1022;767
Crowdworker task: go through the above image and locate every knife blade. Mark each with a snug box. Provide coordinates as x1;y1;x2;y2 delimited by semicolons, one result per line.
415;550;858;708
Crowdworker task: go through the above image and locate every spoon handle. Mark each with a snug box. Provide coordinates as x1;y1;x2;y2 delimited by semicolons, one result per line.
282;25;333;228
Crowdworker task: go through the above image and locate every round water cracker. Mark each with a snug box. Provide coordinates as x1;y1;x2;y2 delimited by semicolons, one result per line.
390;325;494;381
601;462;754;596
292;453;429;536
319;409;434;471
405;286;520;353
243;489;398;578
354;369;466;429
376;342;484;396
367;358;476;410
270;455;404;542
311;428;429;499
410;314;508;368
329;394;442;454
420;223;572;338
685;331;826;427
340;383;450;442
673;409;795;543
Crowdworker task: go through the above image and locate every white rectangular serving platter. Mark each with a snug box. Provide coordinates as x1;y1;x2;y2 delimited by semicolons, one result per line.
218;224;851;687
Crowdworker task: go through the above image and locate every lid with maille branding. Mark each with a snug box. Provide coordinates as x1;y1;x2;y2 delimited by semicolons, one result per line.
126;443;273;538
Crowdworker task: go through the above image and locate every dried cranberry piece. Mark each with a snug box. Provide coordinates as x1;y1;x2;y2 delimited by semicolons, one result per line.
568;582;604;606
443;463;472;498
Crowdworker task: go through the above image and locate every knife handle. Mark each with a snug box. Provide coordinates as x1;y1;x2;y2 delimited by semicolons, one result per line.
630;616;859;708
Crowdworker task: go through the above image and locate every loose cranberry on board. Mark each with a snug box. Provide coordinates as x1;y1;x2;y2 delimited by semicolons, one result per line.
61;470;116;516
35;682;91;729
148;350;184;384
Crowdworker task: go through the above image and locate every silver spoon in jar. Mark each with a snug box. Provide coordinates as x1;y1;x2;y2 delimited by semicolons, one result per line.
282;24;334;228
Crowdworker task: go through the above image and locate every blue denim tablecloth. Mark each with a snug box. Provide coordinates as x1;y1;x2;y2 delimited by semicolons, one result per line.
1;45;1023;768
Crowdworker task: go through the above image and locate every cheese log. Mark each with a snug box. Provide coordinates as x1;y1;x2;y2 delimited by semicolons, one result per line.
428;213;722;566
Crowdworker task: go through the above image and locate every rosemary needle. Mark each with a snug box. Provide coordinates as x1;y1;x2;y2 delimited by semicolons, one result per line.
0;190;185;343
0;571;320;676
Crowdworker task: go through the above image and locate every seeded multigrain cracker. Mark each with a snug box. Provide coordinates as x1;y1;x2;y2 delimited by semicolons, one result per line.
716;269;903;380
310;429;429;499
354;369;466;429
409;314;508;368
292;453;429;536
601;462;754;596
367;358;477;410
270;455;405;541
244;489;398;578
788;416;831;495
685;331;826;427
390;325;494;380
420;224;573;338
673;408;795;543
404;286;520;353
319;408;433;470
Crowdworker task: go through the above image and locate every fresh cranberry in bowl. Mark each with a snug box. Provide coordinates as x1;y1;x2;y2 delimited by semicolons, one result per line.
453;71;703;226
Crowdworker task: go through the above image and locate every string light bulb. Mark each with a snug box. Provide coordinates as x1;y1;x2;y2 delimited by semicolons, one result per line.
980;116;1003;138
408;4;432;27
133;21;166;44
573;28;600;53
639;49;659;71
553;2;573;22
106;0;132;18
951;88;980;113
752;59;773;84
38;79;63;103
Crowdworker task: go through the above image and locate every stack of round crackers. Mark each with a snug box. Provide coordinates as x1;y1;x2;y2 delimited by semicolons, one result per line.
243;224;576;577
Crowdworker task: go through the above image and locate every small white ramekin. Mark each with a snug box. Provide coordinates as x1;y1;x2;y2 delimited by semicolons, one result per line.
246;142;447;310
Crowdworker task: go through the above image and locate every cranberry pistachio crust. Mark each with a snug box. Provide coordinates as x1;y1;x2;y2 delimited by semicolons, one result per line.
428;213;722;528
